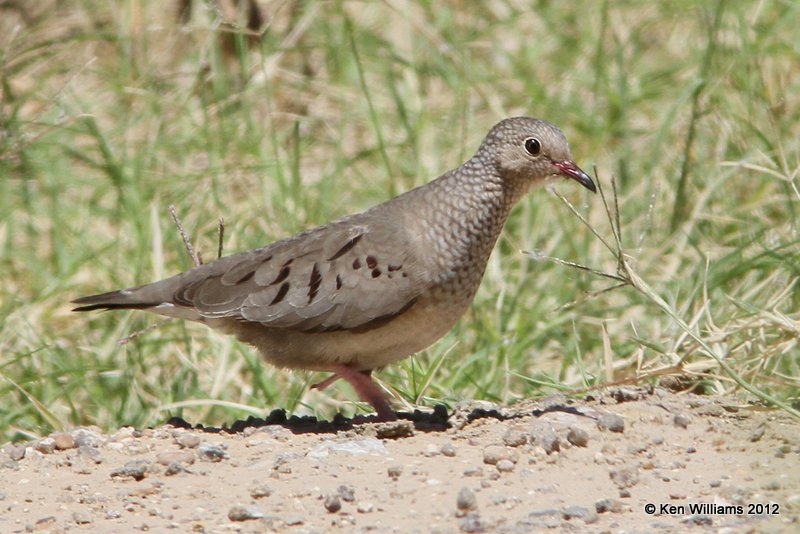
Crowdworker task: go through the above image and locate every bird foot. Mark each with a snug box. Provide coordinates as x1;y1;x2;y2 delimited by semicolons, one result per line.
315;366;396;422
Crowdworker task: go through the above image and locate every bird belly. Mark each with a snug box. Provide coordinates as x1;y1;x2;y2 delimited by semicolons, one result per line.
213;294;468;371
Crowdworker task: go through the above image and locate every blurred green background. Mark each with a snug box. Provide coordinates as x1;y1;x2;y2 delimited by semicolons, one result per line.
1;0;798;441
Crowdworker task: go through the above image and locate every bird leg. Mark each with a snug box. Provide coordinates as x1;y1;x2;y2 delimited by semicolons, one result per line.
312;365;396;421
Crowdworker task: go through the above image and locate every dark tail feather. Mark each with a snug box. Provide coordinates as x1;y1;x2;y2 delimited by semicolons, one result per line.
72;290;161;312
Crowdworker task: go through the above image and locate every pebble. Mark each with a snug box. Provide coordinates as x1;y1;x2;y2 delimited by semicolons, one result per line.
566;427;589;447
164;462;188;476
73;428;104;448
72;511;92;524
337;485;356;502
35;438;56;454
562;505;598;524
529;421;560;454
459;512;484;533
387;465;403;478
356;502;374;513
749;424;766;442
496;459;515;473
197;443;228;462
595;498;625;513
597;413;625;433
34;516;56;530
673;413;691;428
503;428;528;447
250;484;273;499
440;443;457;457
609;466;639;488
52;432;76;450
78;445;103;464
110;460;150;481
373;420;413;439
227;505;263;521
483;445;507;465
457;487;477;511
324;494;342;513
175;433;201;449
155;450;195;466
5;444;25;461
307;438;388;458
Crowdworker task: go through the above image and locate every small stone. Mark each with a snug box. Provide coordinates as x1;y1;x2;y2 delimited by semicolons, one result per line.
609;466;639;488
52;432;76;450
619;488;631;498
597;413;625;433
324;494;342;513
155;450;195;466
440;443;457;457
502;428;528;447
483;445;506;465
673;413;690;428
709;480;721;488
387;465;403;478
463;466;482;477
164;462;188;476
78;445;103;464
529;421;560;454
356;502;374;513
34;438;56;454
459;512;484;533
5;444;25;461
72;511;92;524
595;498;625;514
566;427;589;447
250;484;273;499
110;460;150;481
34;516;56;530
562;505;598;524
176;433;201;448
749;424;766;442
496;459;515;473
72;428;104;448
682;514;712;526
373;420;413;439
228;505;263;521
457;487;477;511
337;485;356;502
197;443;228;462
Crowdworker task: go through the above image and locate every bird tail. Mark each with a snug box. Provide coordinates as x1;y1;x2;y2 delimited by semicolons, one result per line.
71;287;163;312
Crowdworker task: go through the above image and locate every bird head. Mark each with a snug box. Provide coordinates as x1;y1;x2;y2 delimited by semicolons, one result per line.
481;117;596;194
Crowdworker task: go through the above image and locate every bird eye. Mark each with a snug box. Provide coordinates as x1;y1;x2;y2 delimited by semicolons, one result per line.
524;137;541;156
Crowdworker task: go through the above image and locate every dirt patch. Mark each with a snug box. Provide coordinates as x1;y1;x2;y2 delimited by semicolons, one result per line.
2;388;798;533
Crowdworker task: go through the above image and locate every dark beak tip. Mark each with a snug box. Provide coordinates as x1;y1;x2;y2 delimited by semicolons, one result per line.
554;160;596;193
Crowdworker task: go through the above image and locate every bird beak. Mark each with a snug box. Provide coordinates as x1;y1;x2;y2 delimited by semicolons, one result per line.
553;160;596;193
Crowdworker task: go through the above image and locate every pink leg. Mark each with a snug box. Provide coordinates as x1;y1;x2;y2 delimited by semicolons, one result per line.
316;365;396;422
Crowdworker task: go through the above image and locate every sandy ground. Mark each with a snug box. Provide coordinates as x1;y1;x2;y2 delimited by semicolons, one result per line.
1;388;798;533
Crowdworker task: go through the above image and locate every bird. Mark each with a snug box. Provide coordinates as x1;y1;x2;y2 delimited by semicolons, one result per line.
73;117;596;422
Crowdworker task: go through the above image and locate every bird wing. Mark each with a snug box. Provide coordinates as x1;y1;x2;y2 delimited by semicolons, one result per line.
173;216;420;333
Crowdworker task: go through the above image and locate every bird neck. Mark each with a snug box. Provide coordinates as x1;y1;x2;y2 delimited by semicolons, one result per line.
406;157;525;286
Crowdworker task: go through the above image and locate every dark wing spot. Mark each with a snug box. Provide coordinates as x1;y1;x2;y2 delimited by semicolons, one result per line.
270;282;290;305
335;274;343;290
328;234;364;261
308;263;322;303
235;270;255;284
366;255;377;269
270;265;291;285
387;264;402;272
371;268;381;278
352;258;361;270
